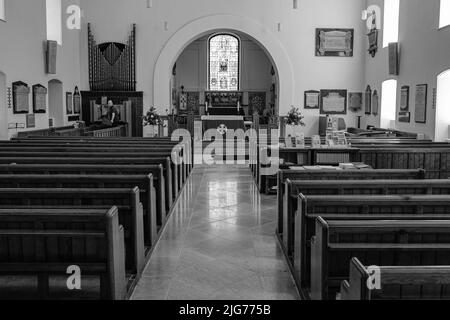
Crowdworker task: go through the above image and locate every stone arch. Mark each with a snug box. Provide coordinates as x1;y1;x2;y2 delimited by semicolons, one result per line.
153;14;295;115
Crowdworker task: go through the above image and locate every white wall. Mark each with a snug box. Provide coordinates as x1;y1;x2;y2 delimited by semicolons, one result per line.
80;0;366;136
0;0;82;139
175;32;273;93
364;0;450;139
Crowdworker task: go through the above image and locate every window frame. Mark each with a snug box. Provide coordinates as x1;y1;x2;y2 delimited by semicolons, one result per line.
46;0;62;45
382;0;400;48
207;33;241;92
380;79;398;128
0;0;6;22
439;0;450;29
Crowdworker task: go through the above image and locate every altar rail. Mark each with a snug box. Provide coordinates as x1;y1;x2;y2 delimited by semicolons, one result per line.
17;125;86;138
17;124;129;139
85;124;129;138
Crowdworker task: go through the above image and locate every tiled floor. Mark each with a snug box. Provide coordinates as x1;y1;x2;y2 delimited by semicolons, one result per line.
131;165;299;300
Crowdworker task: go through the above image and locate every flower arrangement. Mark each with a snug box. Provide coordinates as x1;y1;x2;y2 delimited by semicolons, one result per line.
143;107;163;126
285;106;306;126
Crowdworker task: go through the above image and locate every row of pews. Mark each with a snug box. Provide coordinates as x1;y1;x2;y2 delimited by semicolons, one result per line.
251;137;450;194
0;136;192;300
251;136;450;300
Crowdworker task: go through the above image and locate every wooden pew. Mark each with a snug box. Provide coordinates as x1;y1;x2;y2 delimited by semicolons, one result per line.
0;174;160;246
356;146;450;179
340;258;450;300
282;178;450;255
0;207;127;300
311;218;450;300
0;188;145;277
293;195;450;299
3;138;193;179
0;163;167;219
0;157;176;207
276;169;426;236
0;141;191;182
0;150;184;193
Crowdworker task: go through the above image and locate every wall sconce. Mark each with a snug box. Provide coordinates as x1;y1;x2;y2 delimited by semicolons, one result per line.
293;0;298;9
277;23;282;32
164;21;169;31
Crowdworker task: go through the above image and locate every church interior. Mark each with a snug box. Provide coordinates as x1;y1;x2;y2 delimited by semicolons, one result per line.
1;0;450;302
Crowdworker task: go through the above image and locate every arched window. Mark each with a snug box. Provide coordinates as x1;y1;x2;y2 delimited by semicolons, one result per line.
209;34;240;91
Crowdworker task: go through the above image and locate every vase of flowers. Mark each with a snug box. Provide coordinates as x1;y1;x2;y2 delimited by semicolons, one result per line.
285;106;306;144
143;107;163;137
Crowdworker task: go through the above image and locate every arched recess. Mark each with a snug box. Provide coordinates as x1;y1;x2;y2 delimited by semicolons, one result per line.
0;71;7;140
153;14;295;116
435;69;450;142
48;79;64;127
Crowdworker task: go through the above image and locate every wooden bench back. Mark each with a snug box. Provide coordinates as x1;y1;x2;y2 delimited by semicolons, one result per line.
0;188;145;275
0;174;160;246
277;169;427;240
287;179;450;196
340;258;450;300
0;164;170;213
301;194;450;215
0;207;126;300
311;218;450;300
0;157;176;205
280;169;426;181
291;195;450;300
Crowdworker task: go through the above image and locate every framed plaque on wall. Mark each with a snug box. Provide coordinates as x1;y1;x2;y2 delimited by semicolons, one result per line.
398;111;411;123
372;90;379;116
415;84;428;124
304;90;320;109
26;114;36;128
316;28;354;57
12;81;30;114
365;85;372;115
400;86;410;111
66;92;73;115
73;86;81;114
319;89;347;115
348;92;362;112
32;84;47;114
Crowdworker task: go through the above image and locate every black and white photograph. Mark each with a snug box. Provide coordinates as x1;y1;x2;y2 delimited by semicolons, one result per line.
1;0;450;312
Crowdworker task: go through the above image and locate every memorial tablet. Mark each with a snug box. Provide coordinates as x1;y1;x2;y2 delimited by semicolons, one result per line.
13;81;30;114
32;84;47;114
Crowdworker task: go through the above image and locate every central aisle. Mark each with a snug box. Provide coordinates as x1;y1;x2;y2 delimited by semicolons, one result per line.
131;165;299;300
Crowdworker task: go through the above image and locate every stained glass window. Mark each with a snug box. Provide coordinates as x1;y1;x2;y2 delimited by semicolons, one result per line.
209;34;240;91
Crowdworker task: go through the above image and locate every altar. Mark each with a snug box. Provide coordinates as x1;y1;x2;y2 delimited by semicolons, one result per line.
201;115;245;133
